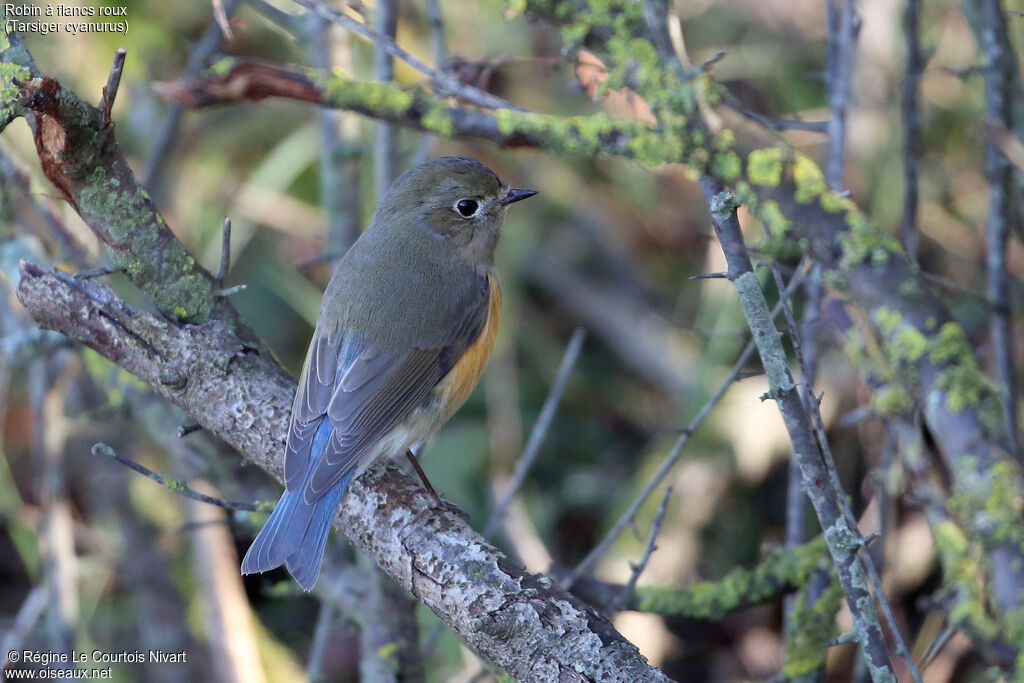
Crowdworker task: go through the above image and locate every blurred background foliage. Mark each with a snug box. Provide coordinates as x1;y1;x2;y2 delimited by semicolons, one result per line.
0;0;1020;680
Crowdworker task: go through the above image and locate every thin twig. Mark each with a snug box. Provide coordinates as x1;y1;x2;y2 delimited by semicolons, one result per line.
373;0;399;194
567;261;809;588
700;178;897;680
424;0;446;69
307;600;336;683
1;585;49;668
217;217;231;287
0;144;89;267
142;0;240;191
901;0;922;258
100;48;126;128
410;0;447;165
178;423;203;437
981;0;1021;460
603;485;672;616
212;0;234;40
918;623;958;671
290;0;525;111
826;0;856;189
723;93;829;133
766;264;923;681
305;11;361;256
92;442;260;511
215;283;247;298
485;328;586;538
74;265;118;280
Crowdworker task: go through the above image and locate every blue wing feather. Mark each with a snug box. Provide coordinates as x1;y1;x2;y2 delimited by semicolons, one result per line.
241;418;350;590
242;274;492;590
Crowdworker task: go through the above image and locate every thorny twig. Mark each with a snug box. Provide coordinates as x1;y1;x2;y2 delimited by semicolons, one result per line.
373;0;399;194
724;93;828;133
566;259;810;588
1;585;49;669
981;0;1021;460
290;0;525;112
602;485;672;616
900;0;923;259
760;243;924;683
92;443;260;512
485;328;586;539
142;0;240;191
100;48;126;128
700;177;896;680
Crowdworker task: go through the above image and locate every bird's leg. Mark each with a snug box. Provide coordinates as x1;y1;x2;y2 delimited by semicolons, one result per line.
405;449;443;504
405;450;468;519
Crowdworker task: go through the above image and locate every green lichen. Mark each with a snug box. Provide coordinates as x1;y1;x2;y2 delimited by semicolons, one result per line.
871;384;913;415
710;150;742;182
837;214;903;270
713;129;735;152
929;322;972;365
875;306;902;334
874;307;928;364
492;108;659;160
757;199;792;237
322;73;415;118
792;153;826;204
783;569;842;677
932;520;1002;642
0;62;30;117
634;537;829;619
926;323;1001;421
375;643;399;661
898;277;924;300
209;57;236;76
747;147;786;187
78;166;214;322
937;365;998;413
820;189;857;214
420;101;455;137
982;461;1024;546
732;181;758;211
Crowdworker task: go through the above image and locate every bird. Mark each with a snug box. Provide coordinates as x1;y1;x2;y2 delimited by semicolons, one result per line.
241;155;537;590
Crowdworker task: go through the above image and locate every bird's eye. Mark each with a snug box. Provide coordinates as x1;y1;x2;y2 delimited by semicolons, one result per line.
455;199;479;217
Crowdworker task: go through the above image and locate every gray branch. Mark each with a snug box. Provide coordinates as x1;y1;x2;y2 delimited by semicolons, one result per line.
700;178;897;682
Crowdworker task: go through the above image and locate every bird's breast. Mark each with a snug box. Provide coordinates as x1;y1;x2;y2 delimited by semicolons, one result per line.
435;274;501;419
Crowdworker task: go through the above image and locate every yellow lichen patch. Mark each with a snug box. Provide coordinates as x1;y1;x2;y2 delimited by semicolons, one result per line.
793;153;826;204
757;199;792;237
819;190;857;214
746;147;786;187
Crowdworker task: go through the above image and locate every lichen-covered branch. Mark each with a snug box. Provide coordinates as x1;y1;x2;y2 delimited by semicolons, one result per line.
517;1;1024;667
1;16;236;326
700;179;896;682
14;263;671;683
153;61;674;162
572;536;831;620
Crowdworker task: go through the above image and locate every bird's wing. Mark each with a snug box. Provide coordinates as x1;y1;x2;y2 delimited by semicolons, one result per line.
283;274;492;503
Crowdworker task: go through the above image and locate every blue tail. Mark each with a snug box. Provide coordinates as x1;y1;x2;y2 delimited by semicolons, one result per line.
241;420;351;590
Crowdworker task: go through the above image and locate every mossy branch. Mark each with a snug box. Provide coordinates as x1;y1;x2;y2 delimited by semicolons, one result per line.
573;536;832;620
701;177;897;681
1;17;235;326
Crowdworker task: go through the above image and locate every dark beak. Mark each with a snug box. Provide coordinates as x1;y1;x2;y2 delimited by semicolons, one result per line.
502;188;538;205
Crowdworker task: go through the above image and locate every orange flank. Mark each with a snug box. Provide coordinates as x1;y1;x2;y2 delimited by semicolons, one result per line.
439;274;501;418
